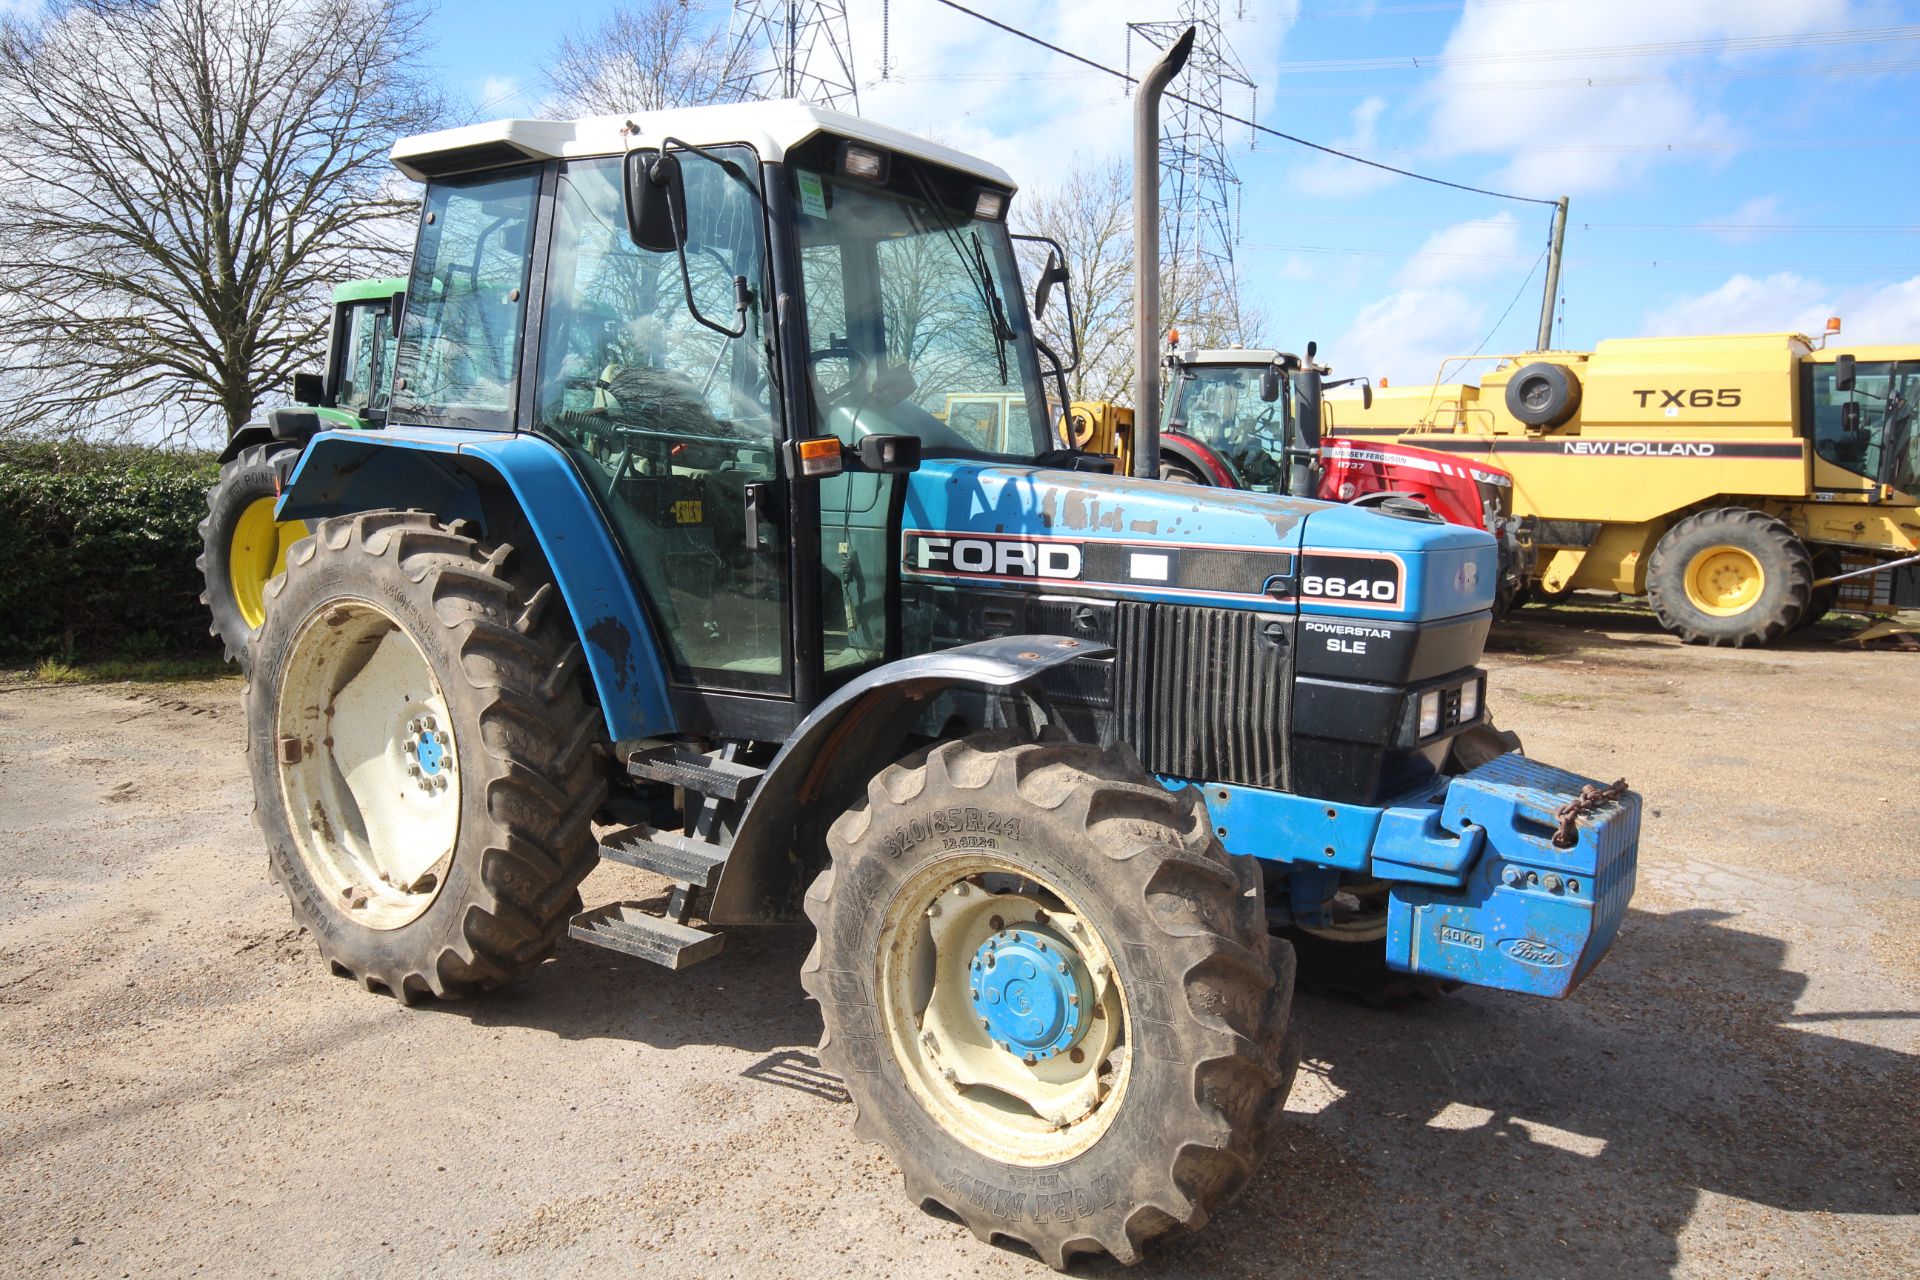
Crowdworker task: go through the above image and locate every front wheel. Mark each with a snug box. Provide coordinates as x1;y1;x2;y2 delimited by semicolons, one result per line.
804;733;1296;1268
1646;507;1811;647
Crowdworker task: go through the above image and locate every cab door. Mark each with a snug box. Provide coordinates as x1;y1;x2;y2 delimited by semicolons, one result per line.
531;151;795;735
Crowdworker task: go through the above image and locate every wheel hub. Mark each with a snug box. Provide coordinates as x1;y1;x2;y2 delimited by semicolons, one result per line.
407;718;450;789
1685;543;1765;616
969;925;1092;1062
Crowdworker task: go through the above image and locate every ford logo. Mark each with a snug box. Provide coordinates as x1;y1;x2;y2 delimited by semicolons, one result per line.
1499;937;1569;968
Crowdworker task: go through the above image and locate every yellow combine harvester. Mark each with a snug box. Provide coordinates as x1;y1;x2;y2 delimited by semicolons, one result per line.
1333;331;1920;646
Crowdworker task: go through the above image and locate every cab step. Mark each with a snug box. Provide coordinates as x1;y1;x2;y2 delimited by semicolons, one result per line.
600;825;728;887
626;746;764;803
568;902;726;970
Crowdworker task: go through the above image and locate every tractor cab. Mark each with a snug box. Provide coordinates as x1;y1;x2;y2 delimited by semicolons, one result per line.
1160;345;1299;490
292;278;406;426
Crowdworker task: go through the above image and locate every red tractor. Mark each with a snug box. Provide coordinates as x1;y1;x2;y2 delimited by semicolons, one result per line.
1160;341;1532;608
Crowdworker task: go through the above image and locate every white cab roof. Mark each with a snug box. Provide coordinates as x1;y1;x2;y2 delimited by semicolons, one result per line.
391;100;1016;189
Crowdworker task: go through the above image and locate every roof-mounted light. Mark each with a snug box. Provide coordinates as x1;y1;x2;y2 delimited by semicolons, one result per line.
838;142;889;183
973;188;1008;222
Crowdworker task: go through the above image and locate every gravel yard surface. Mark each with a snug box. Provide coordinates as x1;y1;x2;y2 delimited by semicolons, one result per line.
2;604;1915;1278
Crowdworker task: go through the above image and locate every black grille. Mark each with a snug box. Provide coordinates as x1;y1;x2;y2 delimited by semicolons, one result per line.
1116;603;1292;791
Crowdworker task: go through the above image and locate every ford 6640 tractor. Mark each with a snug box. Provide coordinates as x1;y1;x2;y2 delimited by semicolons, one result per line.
231;42;1640;1267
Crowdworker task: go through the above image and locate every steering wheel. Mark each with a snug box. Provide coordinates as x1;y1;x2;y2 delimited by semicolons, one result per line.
809;346;871;413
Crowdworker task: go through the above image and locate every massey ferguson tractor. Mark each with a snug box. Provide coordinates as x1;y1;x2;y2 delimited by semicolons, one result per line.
227;32;1640;1268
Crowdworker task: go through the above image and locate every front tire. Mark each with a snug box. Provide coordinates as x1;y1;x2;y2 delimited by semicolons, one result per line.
1646;507;1811;647
197;441;305;670
803;733;1296;1268
245;510;605;1002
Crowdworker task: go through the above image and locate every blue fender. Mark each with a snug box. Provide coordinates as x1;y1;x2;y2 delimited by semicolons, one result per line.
706;634;1110;925
277;426;675;742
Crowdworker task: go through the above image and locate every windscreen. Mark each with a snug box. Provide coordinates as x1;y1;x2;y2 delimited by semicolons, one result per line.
1167;363;1292;491
794;163;1050;457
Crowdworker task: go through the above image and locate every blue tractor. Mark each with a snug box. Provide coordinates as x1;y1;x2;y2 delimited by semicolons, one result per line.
237;74;1639;1269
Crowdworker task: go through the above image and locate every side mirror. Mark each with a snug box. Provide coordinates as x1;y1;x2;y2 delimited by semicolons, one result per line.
1259;365;1281;403
1362;383;1374;411
1306;340;1318;362
389;291;406;336
1835;353;1856;393
1033;250;1069;318
1842;401;1862;433
624;150;688;253
856;433;921;474
291;370;325;406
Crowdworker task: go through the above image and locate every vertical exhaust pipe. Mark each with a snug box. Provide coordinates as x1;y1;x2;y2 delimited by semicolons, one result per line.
1132;26;1195;480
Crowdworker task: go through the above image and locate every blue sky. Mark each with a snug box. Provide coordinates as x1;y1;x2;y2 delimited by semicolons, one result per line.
423;0;1920;388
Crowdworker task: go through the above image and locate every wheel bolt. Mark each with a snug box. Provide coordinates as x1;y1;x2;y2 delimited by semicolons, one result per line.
1023;1052;1036;1064
407;762;420;776
989;915;1004;930
1057;960;1068;973
434;775;448;791
979;1017;991;1030
422;716;436;731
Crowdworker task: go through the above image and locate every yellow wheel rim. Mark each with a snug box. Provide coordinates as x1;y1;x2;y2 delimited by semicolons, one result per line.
229;498;305;629
1684;544;1765;617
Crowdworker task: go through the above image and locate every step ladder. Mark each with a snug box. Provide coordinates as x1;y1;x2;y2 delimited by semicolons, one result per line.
568;743;766;971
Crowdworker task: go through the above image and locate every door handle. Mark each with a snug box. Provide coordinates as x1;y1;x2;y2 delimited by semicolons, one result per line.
742;481;773;549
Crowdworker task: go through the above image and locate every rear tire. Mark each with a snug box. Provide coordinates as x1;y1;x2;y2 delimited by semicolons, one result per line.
197;441;304;671
804;733;1296;1268
1646;507;1811;647
245;510;605;1002
1793;551;1840;631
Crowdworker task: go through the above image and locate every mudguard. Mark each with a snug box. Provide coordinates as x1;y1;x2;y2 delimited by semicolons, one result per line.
705;635;1110;925
277;426;675;742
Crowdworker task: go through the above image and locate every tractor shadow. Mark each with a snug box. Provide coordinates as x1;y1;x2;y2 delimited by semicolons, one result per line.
419;899;822;1059
1492;596;1877;659
1111;906;1920;1279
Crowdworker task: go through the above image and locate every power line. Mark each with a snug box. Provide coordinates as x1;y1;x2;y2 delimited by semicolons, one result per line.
1465;247;1550;367
1239;213;1920;234
927;0;1560;207
1240;241;1911;274
1258;56;1920;98
1268;24;1920;73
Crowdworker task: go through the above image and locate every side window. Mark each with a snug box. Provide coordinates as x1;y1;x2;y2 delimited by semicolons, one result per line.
336;301;393;413
1808;359;1888;480
535;151;788;695
390;166;539;427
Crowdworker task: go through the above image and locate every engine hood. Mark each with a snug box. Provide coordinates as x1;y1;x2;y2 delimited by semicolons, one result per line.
900;460;1497;623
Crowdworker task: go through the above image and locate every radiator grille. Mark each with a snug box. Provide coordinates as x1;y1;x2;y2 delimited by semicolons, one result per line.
1116;603;1292;791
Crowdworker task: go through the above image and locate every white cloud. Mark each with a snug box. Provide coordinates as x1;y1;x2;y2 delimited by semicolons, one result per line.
1291;96;1400;198
1640;272;1920;341
1394;211;1522;288
1700;194;1780;244
1421;0;1856;195
1333;285;1489;388
479;75;523;112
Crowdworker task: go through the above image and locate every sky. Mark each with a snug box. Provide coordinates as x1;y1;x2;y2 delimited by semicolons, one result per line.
427;0;1920;389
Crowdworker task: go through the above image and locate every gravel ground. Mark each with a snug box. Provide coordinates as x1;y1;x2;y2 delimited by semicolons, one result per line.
2;604;1916;1278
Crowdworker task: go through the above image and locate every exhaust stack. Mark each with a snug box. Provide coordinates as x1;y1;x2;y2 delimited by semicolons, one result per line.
1132;26;1195;480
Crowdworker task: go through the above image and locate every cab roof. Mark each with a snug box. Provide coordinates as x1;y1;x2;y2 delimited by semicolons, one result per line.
391;100;1016;190
1174;348;1294;367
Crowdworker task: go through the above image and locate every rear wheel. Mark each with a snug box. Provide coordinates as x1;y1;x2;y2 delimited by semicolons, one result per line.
804;733;1296;1268
197;442;305;670
245;510;604;1001
1647;508;1811;647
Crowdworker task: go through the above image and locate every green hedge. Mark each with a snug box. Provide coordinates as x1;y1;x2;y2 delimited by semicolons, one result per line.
0;441;222;660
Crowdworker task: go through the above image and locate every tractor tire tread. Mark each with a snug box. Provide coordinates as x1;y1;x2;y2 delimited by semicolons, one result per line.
802;732;1293;1269
1646;506;1812;648
249;509;605;1002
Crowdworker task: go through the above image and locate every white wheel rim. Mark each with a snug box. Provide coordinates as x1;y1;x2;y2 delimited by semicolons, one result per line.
877;857;1132;1167
275;599;459;930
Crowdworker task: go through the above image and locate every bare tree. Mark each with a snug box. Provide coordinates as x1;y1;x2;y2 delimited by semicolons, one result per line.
1014;158;1263;408
0;0;443;443
544;0;729;116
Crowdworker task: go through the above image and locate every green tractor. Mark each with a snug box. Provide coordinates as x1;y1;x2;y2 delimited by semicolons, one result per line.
234;66;1640;1267
197;278;404;667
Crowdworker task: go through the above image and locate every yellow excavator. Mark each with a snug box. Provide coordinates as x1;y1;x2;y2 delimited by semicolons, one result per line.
1331;327;1920;646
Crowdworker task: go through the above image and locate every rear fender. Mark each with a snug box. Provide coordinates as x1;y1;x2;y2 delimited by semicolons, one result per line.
278;427;675;741
706;635;1111;925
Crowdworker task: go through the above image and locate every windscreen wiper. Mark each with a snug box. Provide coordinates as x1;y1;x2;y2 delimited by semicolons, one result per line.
909;168;1012;386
